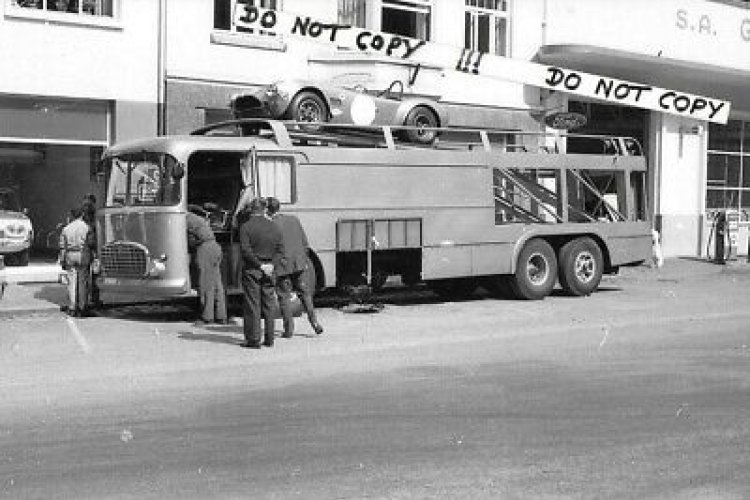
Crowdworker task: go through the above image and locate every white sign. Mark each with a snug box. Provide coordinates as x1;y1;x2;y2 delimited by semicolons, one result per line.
233;3;731;124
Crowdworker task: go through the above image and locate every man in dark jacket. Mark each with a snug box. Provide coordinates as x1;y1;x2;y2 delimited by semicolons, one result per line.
266;197;323;337
239;197;284;348
187;209;227;325
81;195;101;309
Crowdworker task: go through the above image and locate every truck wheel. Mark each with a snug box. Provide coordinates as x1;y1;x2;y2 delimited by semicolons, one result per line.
288;91;328;124
558;237;603;296
510;239;557;300
429;278;477;301
404;106;438;144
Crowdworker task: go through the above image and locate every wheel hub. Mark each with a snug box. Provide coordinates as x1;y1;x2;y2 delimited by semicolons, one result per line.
299;101;322;122
574;251;595;283
526;253;549;285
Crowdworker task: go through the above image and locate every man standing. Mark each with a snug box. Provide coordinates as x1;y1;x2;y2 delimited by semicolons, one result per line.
81;195;101;309
187;209;227;325
266;197;323;337
239;197;284;349
59;207;93;317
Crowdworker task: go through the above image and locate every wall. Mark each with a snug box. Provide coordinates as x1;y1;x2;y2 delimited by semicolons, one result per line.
544;0;750;72
0;0;160;104
651;112;708;256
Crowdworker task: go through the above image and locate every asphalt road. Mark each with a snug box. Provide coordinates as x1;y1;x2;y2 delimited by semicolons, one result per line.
2;261;750;499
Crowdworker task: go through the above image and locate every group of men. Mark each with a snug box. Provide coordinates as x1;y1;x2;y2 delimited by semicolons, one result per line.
189;196;323;349
59;194;99;317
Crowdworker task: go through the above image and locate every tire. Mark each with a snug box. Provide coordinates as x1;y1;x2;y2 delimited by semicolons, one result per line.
510;239;557;300
429;278;477;301
287;91;328;124
403;106;438;144
558;237;603;296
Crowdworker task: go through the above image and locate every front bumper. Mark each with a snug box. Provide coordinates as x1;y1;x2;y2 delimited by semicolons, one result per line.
97;276;190;297
0;239;31;255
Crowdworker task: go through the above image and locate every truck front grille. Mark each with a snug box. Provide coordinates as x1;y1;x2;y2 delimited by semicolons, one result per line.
101;242;148;278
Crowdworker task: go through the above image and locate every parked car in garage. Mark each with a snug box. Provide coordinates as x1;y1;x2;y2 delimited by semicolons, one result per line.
231;74;447;144
0;187;33;266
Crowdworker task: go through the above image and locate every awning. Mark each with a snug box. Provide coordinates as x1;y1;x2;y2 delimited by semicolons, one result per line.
537;44;750;120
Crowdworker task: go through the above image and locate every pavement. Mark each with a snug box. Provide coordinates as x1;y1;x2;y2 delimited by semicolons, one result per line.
0;261;68;316
0;257;748;318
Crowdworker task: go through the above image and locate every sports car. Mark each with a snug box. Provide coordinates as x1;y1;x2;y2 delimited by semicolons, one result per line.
231;74;447;144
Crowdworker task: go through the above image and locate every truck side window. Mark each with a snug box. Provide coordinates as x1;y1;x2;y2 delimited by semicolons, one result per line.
258;155;295;203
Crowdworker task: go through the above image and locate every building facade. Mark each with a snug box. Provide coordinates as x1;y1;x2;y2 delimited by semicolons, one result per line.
0;0;159;250
1;0;748;258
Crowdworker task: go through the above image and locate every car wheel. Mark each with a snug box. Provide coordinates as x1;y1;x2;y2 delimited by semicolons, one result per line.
404;106;438;144
510;238;557;300
558;237;603;296
287;91;328;124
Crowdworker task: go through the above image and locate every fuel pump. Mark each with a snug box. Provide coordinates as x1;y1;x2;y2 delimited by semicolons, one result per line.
707;211;731;265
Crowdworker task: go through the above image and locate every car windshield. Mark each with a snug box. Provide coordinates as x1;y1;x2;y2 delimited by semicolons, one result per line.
327;72;374;90
0;190;21;212
104;153;181;207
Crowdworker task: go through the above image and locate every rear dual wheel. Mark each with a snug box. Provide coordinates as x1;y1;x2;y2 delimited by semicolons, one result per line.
510;238;558;300
558;237;603;297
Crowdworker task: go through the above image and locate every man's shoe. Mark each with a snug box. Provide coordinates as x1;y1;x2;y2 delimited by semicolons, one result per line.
262;340;274;347
240;342;261;349
312;323;324;335
214;319;228;325
193;319;208;328
281;332;293;339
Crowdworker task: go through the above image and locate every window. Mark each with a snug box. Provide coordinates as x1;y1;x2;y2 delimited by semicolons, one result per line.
465;0;509;56
338;0;366;28
105;154;181;207
382;0;431;40
707;120;750;221
257;155;295;203
10;0;114;17
214;0;281;32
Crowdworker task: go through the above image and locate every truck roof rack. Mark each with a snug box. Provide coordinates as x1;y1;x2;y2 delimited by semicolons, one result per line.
189;119;643;156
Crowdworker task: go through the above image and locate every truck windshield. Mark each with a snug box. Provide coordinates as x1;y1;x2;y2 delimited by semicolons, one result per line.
104;153;181;207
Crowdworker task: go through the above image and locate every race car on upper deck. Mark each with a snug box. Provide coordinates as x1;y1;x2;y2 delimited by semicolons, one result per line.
230;73;447;145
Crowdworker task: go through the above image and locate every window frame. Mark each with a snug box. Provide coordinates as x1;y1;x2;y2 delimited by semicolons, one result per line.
337;0;366;28
706;120;750;220
464;0;510;57
381;0;432;40
5;0;120;27
256;153;297;204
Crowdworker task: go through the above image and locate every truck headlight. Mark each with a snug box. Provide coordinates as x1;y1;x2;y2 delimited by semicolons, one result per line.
148;254;168;278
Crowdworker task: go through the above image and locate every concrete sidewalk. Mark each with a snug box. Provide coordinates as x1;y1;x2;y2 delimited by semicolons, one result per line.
0;262;66;316
0;257;747;318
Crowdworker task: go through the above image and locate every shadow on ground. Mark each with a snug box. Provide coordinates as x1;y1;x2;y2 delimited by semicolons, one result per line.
177;330;243;346
32;284;67;306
